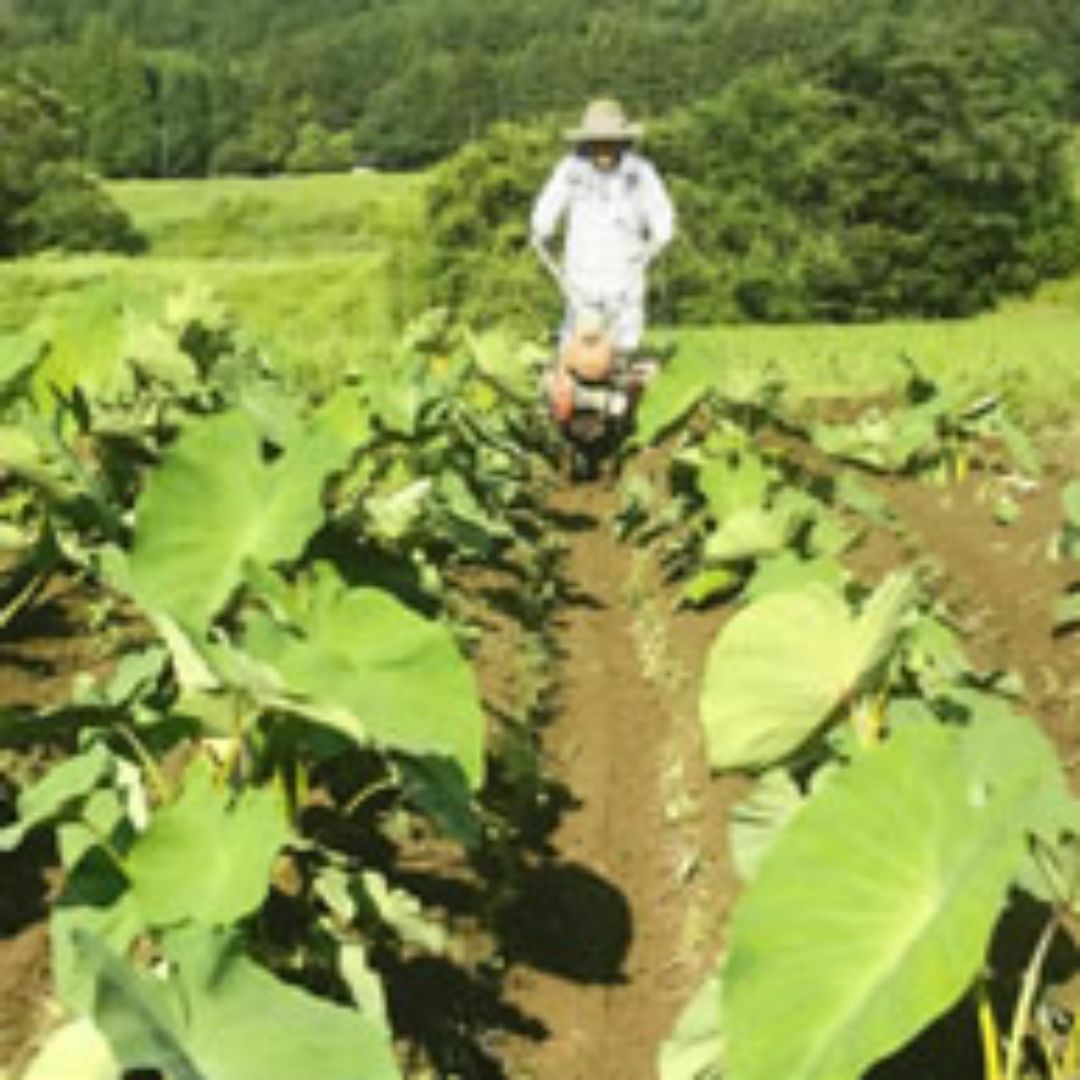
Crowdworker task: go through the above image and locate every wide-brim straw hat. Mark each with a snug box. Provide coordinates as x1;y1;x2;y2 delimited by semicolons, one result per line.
564;98;644;143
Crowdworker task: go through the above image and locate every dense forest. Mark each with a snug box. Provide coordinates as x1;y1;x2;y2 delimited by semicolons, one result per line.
2;0;1080;174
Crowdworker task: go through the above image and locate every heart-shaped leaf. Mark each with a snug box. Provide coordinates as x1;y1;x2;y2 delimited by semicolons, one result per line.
243;566;485;786
125;757;288;927
129;410;348;630
700;574;914;771
724;715;1063;1080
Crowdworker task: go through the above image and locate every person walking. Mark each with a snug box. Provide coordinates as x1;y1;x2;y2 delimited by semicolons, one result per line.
531;97;675;353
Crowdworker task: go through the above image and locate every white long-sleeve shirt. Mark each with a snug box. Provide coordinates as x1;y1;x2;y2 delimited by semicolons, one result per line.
531;150;675;306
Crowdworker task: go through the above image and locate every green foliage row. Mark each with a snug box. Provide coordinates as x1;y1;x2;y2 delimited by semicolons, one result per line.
614;361;1080;1080
0;295;557;1076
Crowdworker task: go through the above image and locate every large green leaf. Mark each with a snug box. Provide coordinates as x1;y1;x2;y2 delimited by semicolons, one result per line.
700;574;915;771
724;717;1062;1080
466;328;545;400
82;925;401;1080
36;285;130;401
0;331;43;408
52;789;147;1014
728;769;805;882
129;410;348;629
0;331;42;377
243;566;485;786
363;364;423;436
81;931;200;1080
0;424;63;491
702;505;798;564
631;352;717;446
125;757;289;927
122;309;199;390
743;553;847;604
695;453;772;523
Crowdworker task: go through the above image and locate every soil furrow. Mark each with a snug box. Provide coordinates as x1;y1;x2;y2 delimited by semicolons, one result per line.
503;482;736;1078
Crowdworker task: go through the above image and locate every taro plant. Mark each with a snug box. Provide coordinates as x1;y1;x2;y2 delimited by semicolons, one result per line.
0;285;280;630
697;571;916;771
617;359;860;612
1;310;555;1077
665;708;1080;1080
0;391;492;1075
809;356;1039;486
664;570;1080;1080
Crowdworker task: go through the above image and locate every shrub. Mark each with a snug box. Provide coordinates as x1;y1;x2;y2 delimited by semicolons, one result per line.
426;121;561;337
0;77;143;257
284;122;355;174
654;19;1080;321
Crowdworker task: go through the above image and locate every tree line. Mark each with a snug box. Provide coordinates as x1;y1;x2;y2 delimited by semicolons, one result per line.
2;0;1080;177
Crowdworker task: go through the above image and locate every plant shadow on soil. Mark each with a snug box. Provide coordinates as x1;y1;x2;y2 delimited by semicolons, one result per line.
285;794;541;1079
0;834;56;1069
492;859;632;984
311;772;633;1077
380;512;639;1073
0;588;88;698
291;553;634;1077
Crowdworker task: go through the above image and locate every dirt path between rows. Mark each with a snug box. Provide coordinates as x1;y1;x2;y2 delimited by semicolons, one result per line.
500;481;738;1079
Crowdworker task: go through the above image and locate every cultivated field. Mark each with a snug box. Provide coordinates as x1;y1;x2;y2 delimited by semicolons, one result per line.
4;171;1080;1080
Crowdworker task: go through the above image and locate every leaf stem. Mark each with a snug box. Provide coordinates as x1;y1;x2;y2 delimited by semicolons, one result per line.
76;816;130;881
1062;1012;1080;1078
344;776;398;817
978;978;1004;1080
115;723;173;805
851;690;888;748
0;570;46;630
1004;912;1061;1080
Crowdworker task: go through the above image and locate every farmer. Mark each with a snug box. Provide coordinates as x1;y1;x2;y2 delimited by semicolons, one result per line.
531;97;675;353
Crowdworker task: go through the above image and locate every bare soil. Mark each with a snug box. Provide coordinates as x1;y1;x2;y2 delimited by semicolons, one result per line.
497;480;741;1079
496;450;1080;1078
893;474;1080;762
858;467;1080;771
0;884;52;1077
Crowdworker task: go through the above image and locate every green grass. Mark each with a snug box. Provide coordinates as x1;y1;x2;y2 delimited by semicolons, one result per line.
0;172;429;382
109;172;424;259
673;291;1080;428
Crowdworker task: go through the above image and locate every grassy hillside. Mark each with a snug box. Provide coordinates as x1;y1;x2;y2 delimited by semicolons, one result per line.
110;172;422;258
0;172;428;385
